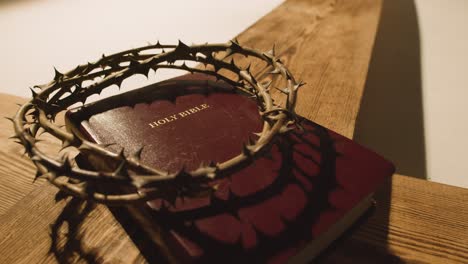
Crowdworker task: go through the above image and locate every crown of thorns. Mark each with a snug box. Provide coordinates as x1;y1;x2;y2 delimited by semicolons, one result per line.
10;40;305;205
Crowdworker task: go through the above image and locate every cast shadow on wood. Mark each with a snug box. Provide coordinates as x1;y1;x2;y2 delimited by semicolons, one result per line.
49;196;101;264
354;0;426;179
322;0;423;262
316;177;403;264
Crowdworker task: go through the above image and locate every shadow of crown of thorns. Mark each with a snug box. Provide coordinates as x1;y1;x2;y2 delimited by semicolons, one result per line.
8;39;306;206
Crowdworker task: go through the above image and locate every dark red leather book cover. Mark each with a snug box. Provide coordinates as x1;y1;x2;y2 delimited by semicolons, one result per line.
66;74;395;263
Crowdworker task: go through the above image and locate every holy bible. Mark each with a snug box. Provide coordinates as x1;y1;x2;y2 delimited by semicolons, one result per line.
66;74;395;263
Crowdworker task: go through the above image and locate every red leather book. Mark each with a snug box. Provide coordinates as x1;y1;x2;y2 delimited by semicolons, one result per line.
66;74;395;263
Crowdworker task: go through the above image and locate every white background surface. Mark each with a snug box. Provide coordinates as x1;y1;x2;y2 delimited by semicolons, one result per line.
0;0;283;97
1;0;467;187
414;0;468;187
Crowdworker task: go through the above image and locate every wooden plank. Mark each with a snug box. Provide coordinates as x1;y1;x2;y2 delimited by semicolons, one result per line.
0;94;65;216
0;0;379;262
238;0;382;138
1;171;467;263
0;94;46;215
321;175;468;263
0;184;147;264
380;176;468;263
0;94;32;153
3;0;465;263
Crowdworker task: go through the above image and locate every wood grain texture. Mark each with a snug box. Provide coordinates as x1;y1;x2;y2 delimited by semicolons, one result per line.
0;94;46;215
379;176;468;263
0;94;66;216
1;0;467;263
0;184;146;264
320;175;468;264
238;0;382;138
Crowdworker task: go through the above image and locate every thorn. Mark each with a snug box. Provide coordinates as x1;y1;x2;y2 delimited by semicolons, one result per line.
61;158;72;173
229;58;237;69
211;60;223;73
230;39;242;53
129;59;140;69
114;159;128;177
8;135;19;140
247;136;256;146
29;87;39;98
245;63;252;72
155;40;162;48
274;86;290;94
34;84;48;90
268;68;281;74
265;44;276;57
218;49;233;61
208;160;217;168
33;170;42;182
270;44;276;56
131;146;144;161
28;110;41;121
294;80;306;90
33;170;50;183
175;40;190;54
4;116;14;123
77;143;90;152
115;77;124;89
174;165;188;179
252;132;262;138
71;83;83;94
117;147;126;159
53;67;63;82
242;143;252;157
260;79;272;91
181;62;190;71
54;189;70;202
31;155;41;162
60;140;72;151
130;175;147;189
279;125;294;134
33;170;52;183
86;62;94;71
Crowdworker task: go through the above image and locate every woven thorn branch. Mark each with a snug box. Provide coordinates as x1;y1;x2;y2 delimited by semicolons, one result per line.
9;40;306;206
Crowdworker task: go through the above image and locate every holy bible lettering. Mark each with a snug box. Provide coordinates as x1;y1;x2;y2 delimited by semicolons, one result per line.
148;103;210;128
